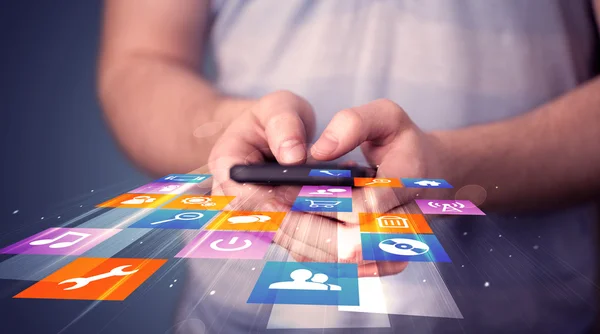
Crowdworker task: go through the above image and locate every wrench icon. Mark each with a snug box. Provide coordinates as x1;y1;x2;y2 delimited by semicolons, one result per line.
59;265;139;290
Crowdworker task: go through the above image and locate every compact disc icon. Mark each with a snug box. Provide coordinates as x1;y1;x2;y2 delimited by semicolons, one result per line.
378;238;430;256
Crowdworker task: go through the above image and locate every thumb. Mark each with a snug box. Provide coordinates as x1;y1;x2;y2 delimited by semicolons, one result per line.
254;91;315;165
311;99;413;162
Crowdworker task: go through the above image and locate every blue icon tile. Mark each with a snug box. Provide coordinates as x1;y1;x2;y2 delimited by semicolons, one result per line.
128;209;219;229
247;262;359;306
155;174;211;183
308;169;351;178
291;197;352;212
361;233;451;262
400;178;452;188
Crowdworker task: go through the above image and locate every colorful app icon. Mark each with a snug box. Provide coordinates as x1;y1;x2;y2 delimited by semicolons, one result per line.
205;211;287;232
291;197;352;212
97;193;175;209
155;174;211;183
298;186;352;198
415;199;485;215
359;213;433;234
401;178;452;188
127;209;219;229
361;233;450;262
308;169;351;178
14;257;166;301
162;195;234;211
247;261;359;306
0;228;120;256
175;230;274;259
129;182;186;194
354;177;403;187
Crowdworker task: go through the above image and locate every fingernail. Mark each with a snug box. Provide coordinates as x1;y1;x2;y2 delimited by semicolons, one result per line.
312;133;338;156
280;140;306;163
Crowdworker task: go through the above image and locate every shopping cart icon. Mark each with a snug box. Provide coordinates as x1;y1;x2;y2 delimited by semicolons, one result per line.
305;199;342;208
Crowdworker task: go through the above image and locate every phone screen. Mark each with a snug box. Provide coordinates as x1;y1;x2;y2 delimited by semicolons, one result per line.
230;163;376;186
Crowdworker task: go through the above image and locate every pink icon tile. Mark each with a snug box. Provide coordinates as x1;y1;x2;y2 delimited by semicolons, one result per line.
298;186;352;198
175;231;274;259
0;228;121;256
415;200;485;215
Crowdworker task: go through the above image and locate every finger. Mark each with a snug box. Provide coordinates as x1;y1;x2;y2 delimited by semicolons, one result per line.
254;91;314;165
208;134;281;210
311;99;413;162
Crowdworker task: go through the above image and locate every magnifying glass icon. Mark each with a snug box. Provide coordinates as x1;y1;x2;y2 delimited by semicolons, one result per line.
365;179;392;185
151;212;204;225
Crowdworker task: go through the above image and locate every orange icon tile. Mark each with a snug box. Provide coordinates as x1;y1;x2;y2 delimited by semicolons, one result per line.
97;193;175;209
354;178;403;187
162;195;235;211
14;257;166;301
359;213;432;234
205;211;287;232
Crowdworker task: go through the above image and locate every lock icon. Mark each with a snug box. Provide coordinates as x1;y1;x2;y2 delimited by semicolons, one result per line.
121;196;157;205
376;216;409;228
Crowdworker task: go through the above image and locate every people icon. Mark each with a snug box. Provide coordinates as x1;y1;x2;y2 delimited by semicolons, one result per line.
268;269;342;291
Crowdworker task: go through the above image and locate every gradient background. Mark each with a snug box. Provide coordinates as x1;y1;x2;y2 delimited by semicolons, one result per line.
1;1;599;333
0;2;165;333
1;1;148;228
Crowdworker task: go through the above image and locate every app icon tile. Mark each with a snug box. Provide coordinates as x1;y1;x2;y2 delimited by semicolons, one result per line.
205;211;287;232
291;197;352;212
14;257;166;301
128;209;219;229
415;199;485;215
0;228;120;256
97;193;175;209
401;178;453;188
175;230;274;259
308;169;351;178
162;195;234;211
359;213;433;234
129;182;186;194
361;233;451;262
354;177;403;187
247;262;359;306
298;186;352;198
156;174;211;183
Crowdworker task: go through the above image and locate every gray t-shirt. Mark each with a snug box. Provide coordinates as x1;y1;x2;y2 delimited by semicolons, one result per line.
177;1;599;333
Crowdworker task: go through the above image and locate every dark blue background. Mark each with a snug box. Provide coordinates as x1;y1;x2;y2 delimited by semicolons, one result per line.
0;2;161;333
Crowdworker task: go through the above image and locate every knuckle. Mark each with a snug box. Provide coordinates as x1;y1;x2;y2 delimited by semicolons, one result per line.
335;108;363;129
266;112;301;131
260;90;302;110
375;98;407;123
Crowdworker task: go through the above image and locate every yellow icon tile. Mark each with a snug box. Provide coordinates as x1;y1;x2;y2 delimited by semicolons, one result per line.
162;195;235;211
97;193;176;208
205;211;287;232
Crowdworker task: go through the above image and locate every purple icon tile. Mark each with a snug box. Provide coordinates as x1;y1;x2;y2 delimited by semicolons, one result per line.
0;228;121;256
129;182;185;194
298;186;352;198
415;200;485;215
175;230;274;259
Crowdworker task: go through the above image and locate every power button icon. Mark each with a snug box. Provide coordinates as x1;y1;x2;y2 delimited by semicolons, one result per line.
209;236;252;252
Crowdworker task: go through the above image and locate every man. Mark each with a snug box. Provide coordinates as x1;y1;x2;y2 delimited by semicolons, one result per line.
99;0;600;332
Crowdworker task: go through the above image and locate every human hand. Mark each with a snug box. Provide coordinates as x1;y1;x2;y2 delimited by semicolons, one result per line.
208;90;315;210
310;99;455;215
207;93;408;277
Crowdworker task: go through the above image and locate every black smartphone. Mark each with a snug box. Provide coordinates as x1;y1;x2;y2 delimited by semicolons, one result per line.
230;163;376;186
